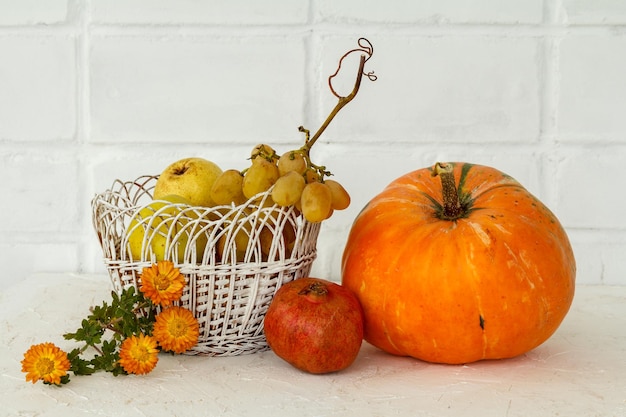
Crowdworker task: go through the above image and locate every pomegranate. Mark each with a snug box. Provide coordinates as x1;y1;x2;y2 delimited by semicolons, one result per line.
263;277;364;374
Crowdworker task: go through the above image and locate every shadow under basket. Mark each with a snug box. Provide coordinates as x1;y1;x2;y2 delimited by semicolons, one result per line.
91;175;321;356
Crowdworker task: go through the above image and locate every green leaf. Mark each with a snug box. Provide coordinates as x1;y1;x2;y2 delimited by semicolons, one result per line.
57;282;162;384
67;348;95;376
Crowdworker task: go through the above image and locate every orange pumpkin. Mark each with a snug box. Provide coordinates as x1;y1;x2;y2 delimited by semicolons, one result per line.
341;162;576;364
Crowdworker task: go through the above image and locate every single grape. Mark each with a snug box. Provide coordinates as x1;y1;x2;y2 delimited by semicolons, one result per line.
277;151;307;176
300;182;333;223
250;143;277;162
272;171;306;207
260;222;297;260
304;168;321;184
210;169;246;205
324;179;350;210
242;158;280;199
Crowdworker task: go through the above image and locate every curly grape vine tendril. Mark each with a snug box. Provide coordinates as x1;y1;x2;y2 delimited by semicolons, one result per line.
302;37;377;154
328;37;377;98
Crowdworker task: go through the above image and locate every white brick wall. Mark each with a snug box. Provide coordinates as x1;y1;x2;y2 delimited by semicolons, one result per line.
1;0;624;288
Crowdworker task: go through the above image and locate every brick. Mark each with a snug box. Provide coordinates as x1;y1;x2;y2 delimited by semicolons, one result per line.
568;231;626;285
553;149;624;229
561;0;626;24
600;242;626;285
0;0;68;25
89;35;307;144
91;0;308;25
316;0;542;24
558;34;626;141
0;151;79;233
315;35;541;144
0;36;76;141
569;238;603;285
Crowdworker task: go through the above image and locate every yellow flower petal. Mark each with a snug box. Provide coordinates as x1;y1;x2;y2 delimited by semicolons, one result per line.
21;342;70;385
139;261;186;306
153;306;199;354
118;334;159;375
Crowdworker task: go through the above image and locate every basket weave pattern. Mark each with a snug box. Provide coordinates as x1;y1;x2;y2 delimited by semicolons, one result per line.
92;175;320;356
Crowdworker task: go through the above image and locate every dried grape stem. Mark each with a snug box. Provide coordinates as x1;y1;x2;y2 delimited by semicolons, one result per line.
303;38;376;152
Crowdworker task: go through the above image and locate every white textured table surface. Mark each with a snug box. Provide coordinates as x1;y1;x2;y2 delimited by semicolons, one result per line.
1;273;625;417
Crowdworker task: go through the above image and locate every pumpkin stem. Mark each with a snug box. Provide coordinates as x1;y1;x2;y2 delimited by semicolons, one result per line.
432;162;463;220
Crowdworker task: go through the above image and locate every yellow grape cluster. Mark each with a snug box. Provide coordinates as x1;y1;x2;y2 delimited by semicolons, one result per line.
209;144;350;223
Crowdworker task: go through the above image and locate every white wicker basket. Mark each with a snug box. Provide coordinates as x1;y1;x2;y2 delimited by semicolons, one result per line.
91;175;320;356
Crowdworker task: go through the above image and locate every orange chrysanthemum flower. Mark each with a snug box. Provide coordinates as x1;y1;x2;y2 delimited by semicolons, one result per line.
153;306;200;354
21;342;71;385
118;334;159;375
139;261;186;306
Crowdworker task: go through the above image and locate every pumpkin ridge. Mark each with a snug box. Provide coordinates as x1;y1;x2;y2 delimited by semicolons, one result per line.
459;231;489;362
419;191;443;213
457;162;474;192
471;183;527;203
